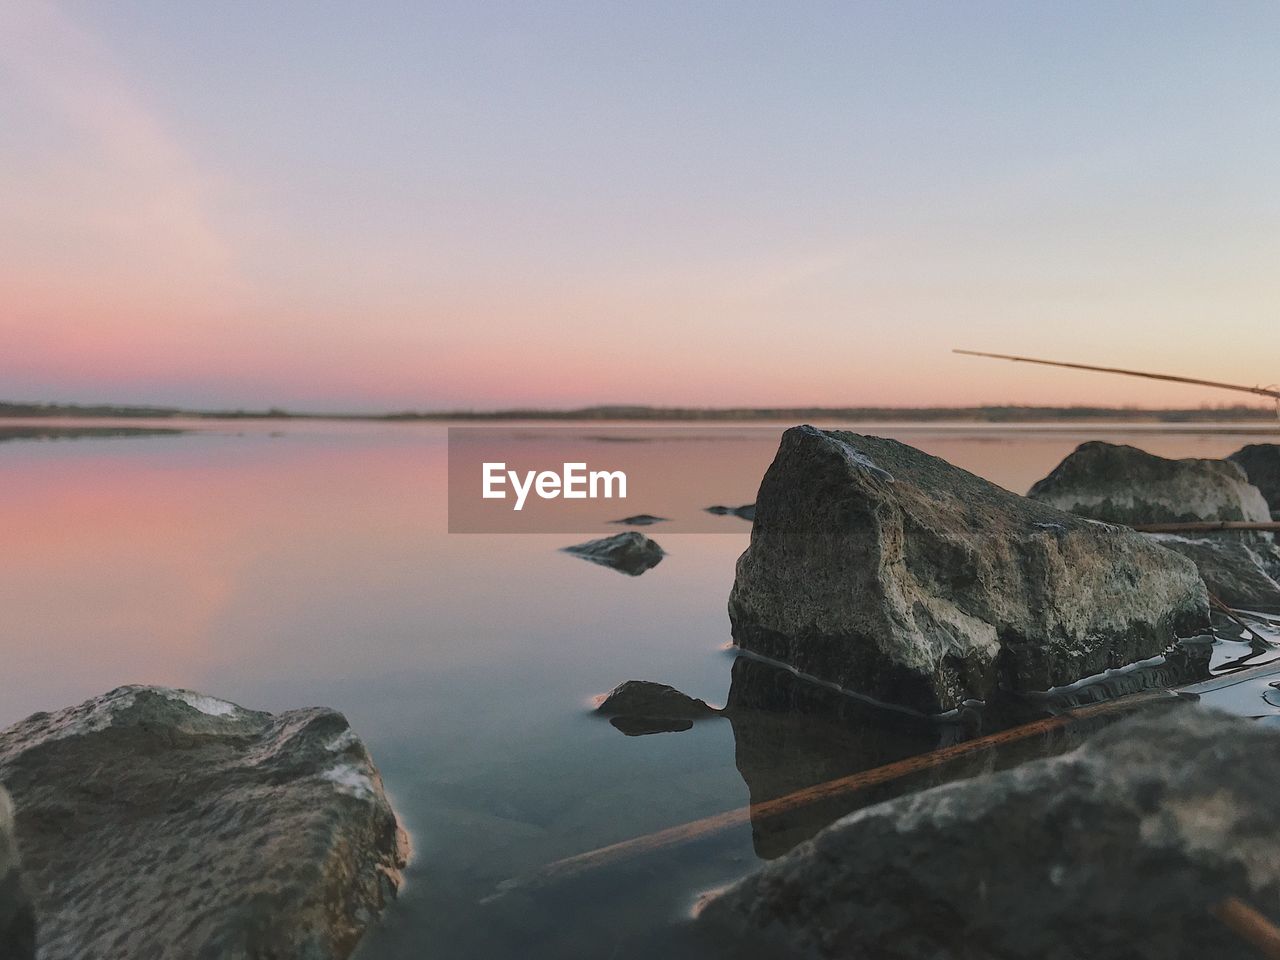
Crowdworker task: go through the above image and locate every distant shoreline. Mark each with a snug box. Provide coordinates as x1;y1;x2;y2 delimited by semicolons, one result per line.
1;401;1276;424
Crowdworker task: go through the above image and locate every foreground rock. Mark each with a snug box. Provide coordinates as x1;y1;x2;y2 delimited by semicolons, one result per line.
698;706;1280;960
0;787;35;960
0;686;408;960
564;531;664;575
1149;534;1280;610
596;680;719;735
1229;443;1280;518
729;426;1209;714
1029;441;1272;524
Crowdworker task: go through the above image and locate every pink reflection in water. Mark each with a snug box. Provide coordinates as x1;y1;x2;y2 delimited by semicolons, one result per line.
0;419;1271;726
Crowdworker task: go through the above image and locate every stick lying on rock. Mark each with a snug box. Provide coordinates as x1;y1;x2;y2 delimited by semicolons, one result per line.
954;349;1280;401
1133;521;1280;533
697;705;1280;960
494;687;1182;896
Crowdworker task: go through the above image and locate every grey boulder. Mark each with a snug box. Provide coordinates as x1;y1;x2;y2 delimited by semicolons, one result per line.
564;531;664;575
1028;440;1272;525
0;787;35;960
728;426;1209;714
1229;443;1280;519
697;706;1280;960
1149;534;1280;610
0;686;408;960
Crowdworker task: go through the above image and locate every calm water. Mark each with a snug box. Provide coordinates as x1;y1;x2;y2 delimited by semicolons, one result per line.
1;419;1276;958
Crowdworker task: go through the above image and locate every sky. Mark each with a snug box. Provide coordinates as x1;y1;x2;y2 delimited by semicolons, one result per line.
1;0;1277;411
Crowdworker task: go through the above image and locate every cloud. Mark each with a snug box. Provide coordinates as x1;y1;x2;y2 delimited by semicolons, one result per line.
0;0;235;300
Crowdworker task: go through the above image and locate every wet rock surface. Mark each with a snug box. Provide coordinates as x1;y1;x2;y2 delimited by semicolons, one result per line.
596;681;718;735
729;426;1209;714
0;686;408;960
698;706;1280;960
1150;534;1280;611
1029;440;1272;524
564;531;664;575
0;787;35;960
1229;443;1280;519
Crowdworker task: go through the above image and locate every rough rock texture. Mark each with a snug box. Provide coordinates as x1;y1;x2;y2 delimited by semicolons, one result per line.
0;787;35;960
564;531;664;575
728;426;1209;714
1028;441;1272;524
1229;443;1280;519
1150;534;1280;610
0;686;408;960
698;706;1280;960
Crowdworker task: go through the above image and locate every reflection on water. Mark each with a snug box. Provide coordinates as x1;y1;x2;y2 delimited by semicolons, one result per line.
0;418;1275;959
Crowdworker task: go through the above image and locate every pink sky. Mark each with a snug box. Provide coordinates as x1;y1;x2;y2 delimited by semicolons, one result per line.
2;2;1277;411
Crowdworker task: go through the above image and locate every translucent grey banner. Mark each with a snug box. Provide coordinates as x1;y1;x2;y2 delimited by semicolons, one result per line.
446;426;781;533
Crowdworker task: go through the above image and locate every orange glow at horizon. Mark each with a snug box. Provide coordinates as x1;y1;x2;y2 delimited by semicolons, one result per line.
2;1;1277;412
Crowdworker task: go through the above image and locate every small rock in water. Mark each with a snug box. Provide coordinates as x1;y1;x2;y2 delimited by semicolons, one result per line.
608;514;668;527
0;686;408;960
705;504;756;521
1028;441;1272;524
1229;443;1280;519
1149;534;1280;611
596;680;718;735
0;787;35;960
597;680;718;719
729;426;1209;714
697;706;1280;960
563;531;664;576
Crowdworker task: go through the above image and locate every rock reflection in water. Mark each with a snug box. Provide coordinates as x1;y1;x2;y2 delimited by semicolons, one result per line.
722;656;1179;861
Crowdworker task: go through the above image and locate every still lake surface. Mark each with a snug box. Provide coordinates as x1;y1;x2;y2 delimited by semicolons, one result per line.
2;419;1276;958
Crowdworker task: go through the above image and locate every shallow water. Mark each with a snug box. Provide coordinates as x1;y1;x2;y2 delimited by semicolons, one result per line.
0;419;1275;958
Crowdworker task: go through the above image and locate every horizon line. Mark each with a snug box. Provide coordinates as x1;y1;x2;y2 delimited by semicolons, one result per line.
2;399;1276;423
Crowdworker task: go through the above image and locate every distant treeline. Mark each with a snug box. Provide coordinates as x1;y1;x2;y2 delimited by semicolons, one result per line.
1;401;1275;422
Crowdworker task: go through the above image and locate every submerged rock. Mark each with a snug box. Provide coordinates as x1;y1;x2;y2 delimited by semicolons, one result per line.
706;504;756;521
1149;534;1280;610
698;706;1280;960
564;531;664;575
596;680;717;735
0;787;35;960
608;514;668;526
728;426;1209;714
0;686;408;960
1028;441;1271;524
1229;443;1280;519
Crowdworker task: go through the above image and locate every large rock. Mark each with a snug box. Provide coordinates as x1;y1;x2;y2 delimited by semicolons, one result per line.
729;426;1209;714
1229;443;1280;519
1149;534;1280;610
1028;440;1272;525
0;787;35;960
698;706;1280;960
0;686;408;960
